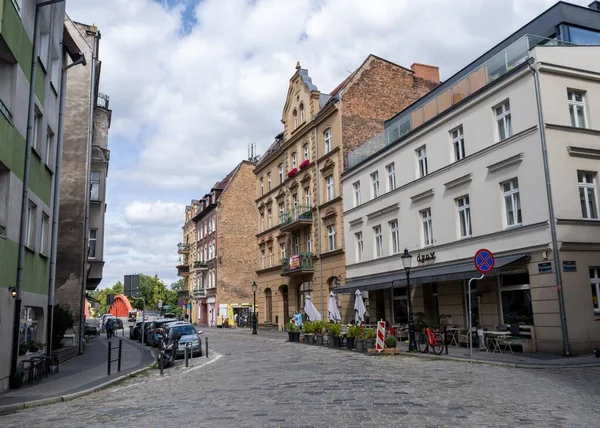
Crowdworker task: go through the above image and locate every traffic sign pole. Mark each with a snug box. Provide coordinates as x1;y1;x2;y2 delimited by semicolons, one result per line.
468;274;484;360
469;249;496;359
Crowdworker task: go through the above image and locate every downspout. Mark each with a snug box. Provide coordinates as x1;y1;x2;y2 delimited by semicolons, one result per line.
529;60;570;356
11;0;65;389
46;51;87;356
313;126;325;317
79;30;100;354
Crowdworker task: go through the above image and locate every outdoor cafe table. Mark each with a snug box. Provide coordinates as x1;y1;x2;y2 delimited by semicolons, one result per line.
446;327;461;347
483;331;512;353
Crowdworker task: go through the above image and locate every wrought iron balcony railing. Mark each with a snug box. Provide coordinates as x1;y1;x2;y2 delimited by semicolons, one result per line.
281;252;314;275
177;243;190;254
280;205;313;230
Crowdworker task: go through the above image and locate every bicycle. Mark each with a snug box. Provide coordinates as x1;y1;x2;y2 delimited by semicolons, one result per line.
417;326;445;355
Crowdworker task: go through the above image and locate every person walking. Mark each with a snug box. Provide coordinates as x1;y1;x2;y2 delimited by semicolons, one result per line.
105;317;114;339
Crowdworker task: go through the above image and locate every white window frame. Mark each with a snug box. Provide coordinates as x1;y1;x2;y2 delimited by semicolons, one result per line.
502;178;522;227
456;195;472;238
417;146;428;177
269;247;274;266
267;209;272;228
495;100;512;141
41;212;49;256
278;164;284;183
260;212;265;231
304;186;311;207
267;173;271;190
45;127;55;168
568;90;587;129
324;128;331;154
578;171;599;219
353;181;361;207
306;232;312;253
373;225;383;258
292;152;297;169
280;243;286;260
260;177;264;195
88;228;97;259
451;125;465;162
355;232;364;262
279;202;285;224
389;220;399;254
33;109;43;155
26;200;36;250
294;236;300;255
371;171;379;198
420;208;433;247
303;143;309;160
0;166;10;236
327;225;336;251
90;171;100;201
326;175;334;202
293;109;298;129
299;103;305;123
261;248;266;269
386;163;396;191
591;267;600;315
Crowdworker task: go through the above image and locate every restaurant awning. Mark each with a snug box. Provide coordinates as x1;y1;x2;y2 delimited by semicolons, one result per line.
333;253;528;294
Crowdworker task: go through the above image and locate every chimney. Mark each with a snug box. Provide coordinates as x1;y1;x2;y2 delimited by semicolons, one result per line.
589;1;600;11
411;63;440;84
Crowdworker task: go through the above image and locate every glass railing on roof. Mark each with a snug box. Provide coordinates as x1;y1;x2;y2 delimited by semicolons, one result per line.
347;35;576;169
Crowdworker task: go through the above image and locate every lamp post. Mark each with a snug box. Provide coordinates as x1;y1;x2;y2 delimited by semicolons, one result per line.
251;281;258;335
401;248;417;352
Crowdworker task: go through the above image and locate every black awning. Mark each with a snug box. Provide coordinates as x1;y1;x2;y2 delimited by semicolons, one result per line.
333;253;528;294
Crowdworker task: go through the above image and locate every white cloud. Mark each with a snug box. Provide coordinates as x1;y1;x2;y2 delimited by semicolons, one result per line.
63;0;592;288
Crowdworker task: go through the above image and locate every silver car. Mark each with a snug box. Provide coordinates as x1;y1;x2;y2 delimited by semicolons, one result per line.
165;322;203;357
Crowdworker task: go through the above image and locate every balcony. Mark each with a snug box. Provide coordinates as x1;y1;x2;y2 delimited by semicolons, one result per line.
194;260;208;271
347;35;575;169
280;205;313;232
281;252;314;276
177;243;190;254
176;264;190;277
97;92;110;109
193;288;206;298
205;287;217;297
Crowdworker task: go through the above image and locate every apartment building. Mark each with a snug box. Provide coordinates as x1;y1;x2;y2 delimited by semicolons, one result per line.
55;18;111;352
339;1;600;355
177;160;257;326
253;57;439;330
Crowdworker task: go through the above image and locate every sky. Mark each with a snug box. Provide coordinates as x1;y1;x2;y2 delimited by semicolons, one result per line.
64;0;591;288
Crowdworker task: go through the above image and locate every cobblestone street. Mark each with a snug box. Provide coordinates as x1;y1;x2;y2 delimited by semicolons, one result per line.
2;330;599;427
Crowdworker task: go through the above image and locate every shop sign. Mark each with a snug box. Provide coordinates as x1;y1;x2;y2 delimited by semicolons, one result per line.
289;254;300;270
417;251;436;263
538;262;552;274
562;261;577;272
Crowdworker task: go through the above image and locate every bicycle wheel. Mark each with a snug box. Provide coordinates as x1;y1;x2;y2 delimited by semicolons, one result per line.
431;333;445;355
418;332;428;353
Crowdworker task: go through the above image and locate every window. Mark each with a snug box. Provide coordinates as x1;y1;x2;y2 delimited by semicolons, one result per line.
386;163;396;191
90;171;100;201
39;30;50;69
267;173;271;190
293;109;298;129
303;143;309;160
501;272;533;324
269;247;274;266
88;229;97;259
451;125;465;161
353;181;361;207
209;242;215;259
299;103;305;123
417;146;428;177
260;177;264;195
11;0;22;15
294;236;300;255
326;175;334;201
261;249;266;269
298;281;313;313
568;91;586;128
267;209;272;228
324;128;331;153
495;101;512;141
304;186;311;207
578;171;598;219
502;178;522;227
278;164;284;183
291;152;297;169
46;128;55;168
279;202;285;224
19;306;42;348
371;171;379;198
280;243;286;260
49;48;60;90
327;225;336;251
389;220;399;254
26;201;36;250
306;232;312;253
0;165;8;236
591;268;600;315
260;212;265;231
373;225;383;258
40;213;49;256
420;208;433;246
355;232;364;262
33;110;43;155
292;194;298;209
456;195;472;238
265;288;273;323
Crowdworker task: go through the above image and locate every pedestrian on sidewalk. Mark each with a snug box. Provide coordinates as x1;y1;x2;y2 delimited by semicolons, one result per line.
106;318;114;339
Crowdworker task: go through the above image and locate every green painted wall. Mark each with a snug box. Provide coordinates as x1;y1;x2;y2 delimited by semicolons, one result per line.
0;0;33;79
35;59;45;106
23;250;49;295
0;112;25;178
29;152;52;206
0;236;18;289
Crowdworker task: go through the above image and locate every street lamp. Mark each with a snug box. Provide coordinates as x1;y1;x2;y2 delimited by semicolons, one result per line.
251;280;258;335
401;248;417;352
8;287;17;299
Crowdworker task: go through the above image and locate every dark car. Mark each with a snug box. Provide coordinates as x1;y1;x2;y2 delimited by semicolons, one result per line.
146;319;179;347
164;322;203;357
139;323;152;343
129;322;143;340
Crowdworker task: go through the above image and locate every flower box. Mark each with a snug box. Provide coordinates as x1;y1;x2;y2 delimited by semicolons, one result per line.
299;159;310;169
287;168;298;178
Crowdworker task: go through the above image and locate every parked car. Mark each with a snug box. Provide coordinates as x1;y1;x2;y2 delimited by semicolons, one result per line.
128;310;138;322
139;323;152;343
146;319;179;347
129;322;143;340
164;322;203;358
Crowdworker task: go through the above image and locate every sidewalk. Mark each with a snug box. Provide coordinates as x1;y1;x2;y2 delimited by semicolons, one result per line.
204;326;288;340
0;334;155;412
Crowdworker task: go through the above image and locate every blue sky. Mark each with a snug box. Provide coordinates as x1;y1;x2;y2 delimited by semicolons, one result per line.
63;0;592;288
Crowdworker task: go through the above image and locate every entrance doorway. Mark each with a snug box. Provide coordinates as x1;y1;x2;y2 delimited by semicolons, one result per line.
280;284;289;322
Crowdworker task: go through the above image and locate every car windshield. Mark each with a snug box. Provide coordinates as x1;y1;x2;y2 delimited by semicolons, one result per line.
170;325;196;336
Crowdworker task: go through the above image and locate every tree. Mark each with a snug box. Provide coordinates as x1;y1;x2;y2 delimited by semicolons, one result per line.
170;279;184;291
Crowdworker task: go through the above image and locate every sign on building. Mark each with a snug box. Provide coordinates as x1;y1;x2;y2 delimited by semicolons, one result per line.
124;274;140;298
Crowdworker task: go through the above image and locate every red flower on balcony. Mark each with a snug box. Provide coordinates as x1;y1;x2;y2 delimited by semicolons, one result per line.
299;159;310;169
287;168;298;178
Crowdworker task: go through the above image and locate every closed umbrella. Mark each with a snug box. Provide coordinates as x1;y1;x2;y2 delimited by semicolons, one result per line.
328;292;341;323
354;289;366;325
303;295;322;321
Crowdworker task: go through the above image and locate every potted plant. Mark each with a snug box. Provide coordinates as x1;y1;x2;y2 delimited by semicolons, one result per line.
19;343;28;356
303;321;315;344
328;323;342;348
346;325;361;350
285;321;300;342
354;326;366;352
312;321;325;345
299;159;310;169
384;335;400;354
363;328;376;351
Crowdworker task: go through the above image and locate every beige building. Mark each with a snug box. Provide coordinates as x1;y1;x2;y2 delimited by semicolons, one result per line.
254;57;439;330
340;3;600;356
177;160;257;326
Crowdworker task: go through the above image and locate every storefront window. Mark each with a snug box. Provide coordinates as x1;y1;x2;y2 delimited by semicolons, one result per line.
392;287;408;325
590;268;600;315
501;272;533;325
20;306;42;346
298;281;313;312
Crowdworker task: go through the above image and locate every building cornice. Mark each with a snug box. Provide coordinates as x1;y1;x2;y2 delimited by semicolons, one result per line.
486;153;524;173
556;218;600;227
366;202;400;220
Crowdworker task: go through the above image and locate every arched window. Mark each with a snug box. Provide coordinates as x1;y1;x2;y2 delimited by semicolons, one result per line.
324;128;331;153
299;103;305;123
298;281;313;312
293;109;298;129
265;288;273;323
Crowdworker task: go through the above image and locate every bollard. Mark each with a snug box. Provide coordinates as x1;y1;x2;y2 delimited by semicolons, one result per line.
107;341;112;375
185;343;189;367
205;337;208;359
444;331;449;355
117;339;123;372
190;342;193;365
159;352;164;376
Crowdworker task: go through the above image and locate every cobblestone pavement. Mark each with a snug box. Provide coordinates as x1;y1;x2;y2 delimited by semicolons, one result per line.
2;330;600;427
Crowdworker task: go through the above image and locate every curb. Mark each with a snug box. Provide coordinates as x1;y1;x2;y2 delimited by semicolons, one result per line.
0;359;155;415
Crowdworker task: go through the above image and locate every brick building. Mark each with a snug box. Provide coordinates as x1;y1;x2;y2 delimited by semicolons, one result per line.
253;56;439;330
177;160;257;326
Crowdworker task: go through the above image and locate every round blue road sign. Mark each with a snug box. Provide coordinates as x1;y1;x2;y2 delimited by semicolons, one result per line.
474;248;495;274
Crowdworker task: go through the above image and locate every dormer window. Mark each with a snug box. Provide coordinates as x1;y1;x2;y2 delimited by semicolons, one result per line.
293;109;298;129
299;103;305;123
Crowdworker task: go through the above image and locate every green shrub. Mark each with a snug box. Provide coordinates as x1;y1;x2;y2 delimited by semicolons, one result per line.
311;321;325;335
384;335;397;347
346;324;362;339
328;323;342;337
52;305;75;351
363;328;376;339
303;321;314;334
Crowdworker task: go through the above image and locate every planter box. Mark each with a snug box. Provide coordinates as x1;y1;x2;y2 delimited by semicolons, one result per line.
305;334;315;344
383;348;401;355
364;339;375;351
354;339;365;352
346;337;355;350
315;334;324;346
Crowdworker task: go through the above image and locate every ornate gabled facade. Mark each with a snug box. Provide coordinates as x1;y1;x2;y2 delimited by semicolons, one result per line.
254;56;439;330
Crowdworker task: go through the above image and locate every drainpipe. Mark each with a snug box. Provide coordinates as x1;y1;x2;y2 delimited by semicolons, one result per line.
10;0;66;390
529;61;570;356
46;51;87;356
313;126;325;317
79;29;100;355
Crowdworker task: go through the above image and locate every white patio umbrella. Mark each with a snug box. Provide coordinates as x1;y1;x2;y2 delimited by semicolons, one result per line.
303;295;322;321
328;292;342;323
354;289;366;325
